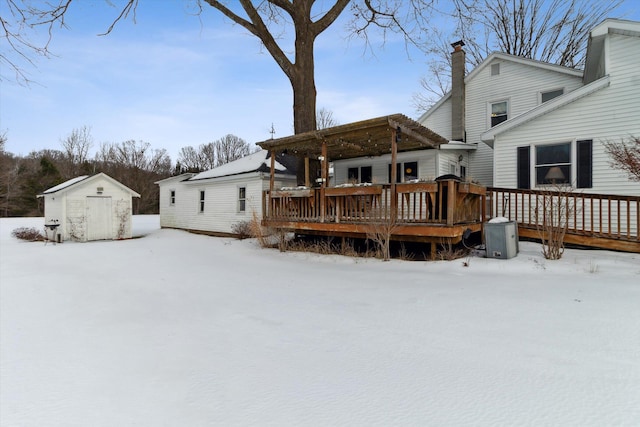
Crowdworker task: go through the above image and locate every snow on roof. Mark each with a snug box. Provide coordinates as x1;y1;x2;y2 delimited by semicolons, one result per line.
189;150;288;181
42;175;90;194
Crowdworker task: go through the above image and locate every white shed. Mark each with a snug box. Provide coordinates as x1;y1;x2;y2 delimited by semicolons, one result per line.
38;173;141;242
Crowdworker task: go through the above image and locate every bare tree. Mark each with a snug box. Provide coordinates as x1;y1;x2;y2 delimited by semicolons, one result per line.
1;0;73;84
175;142;217;171
316;107;339;130
60;125;93;178
603;136;640;181
0;132;21;216
177;146;203;172
95;140;172;213
213;134;252;167
3;1;441;183
178;135;253;172
414;0;621;111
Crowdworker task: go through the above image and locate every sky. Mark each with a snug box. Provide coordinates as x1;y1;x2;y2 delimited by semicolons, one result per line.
2;215;639;425
2;1;640;163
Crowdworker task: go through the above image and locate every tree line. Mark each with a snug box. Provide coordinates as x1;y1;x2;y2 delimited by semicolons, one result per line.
0;127;256;217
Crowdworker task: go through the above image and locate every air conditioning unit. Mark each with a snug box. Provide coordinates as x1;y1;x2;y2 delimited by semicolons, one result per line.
484;221;519;259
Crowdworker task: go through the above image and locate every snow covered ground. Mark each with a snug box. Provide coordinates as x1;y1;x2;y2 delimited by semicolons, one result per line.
1;216;639;426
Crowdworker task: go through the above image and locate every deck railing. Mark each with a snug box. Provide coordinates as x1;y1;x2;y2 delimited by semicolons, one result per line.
488;187;639;248
264;180;485;226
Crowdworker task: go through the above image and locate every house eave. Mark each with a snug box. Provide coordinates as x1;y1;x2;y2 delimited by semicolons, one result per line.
466;52;583;84
439;141;478;151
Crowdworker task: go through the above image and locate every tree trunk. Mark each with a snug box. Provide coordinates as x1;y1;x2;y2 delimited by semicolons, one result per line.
290;21;318;185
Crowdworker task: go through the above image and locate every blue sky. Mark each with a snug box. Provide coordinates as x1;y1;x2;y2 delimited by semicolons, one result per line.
2;1;639;162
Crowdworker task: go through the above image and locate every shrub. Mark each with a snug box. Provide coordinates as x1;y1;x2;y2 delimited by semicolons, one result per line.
534;184;575;260
12;227;44;242
231;220;253;239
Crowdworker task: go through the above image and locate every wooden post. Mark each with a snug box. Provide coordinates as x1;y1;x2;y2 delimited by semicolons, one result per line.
320;142;327;222
269;150;276;192
304;157;310;187
390;128;398;221
268;151;276;220
447;180;456;225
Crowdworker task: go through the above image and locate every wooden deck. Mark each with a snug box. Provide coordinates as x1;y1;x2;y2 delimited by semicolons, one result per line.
263;183;640;254
488;188;640;253
263;178;486;254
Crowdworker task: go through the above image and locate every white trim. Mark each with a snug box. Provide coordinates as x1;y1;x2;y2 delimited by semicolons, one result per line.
439;141;478;151
539;87;565;104
40;172;141;198
237;185;247;213
198;189;206;213
590;18;640;38
488;98;510;129
417;92;451;122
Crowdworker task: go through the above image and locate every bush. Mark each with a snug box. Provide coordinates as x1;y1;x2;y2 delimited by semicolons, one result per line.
12;227;44;242
231;220;253;239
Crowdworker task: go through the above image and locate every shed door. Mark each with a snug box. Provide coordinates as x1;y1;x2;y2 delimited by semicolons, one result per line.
87;196;112;241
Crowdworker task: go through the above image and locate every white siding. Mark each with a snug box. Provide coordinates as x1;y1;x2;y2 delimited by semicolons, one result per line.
420;97;452;140
332;151;439;185
159;173;296;235
421;55;583;187
494;32;640;197
44;175;135;241
466;58;583;186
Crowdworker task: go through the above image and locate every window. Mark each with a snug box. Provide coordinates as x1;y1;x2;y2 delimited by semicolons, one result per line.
347;166;372;183
517;147;531;189
576;140;592;188
403;162;418;181
199;190;205;212
360;166;372;183
460;165;467;180
170;190;176;205
388;163;401;183
388;161;418;183
491;101;508;127
491;63;500;76
541;88;564;103
535;143;571;185
238;187;246;212
348;167;359;182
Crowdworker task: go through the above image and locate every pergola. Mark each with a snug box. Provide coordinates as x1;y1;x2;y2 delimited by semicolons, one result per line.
256;113;448;189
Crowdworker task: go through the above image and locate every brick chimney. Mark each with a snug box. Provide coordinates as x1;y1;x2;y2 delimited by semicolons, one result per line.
451;40;465;142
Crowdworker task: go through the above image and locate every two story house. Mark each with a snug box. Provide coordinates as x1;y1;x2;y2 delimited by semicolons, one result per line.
419;18;639;198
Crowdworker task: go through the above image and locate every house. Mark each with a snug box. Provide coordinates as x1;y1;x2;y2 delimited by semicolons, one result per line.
254;19;639;254
416;18;639;252
155;150;297;236
38;173;141;242
419;18;640;198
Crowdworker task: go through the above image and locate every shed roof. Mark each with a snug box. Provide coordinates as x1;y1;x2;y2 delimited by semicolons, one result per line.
256;114;447;161
39;173;141;197
42;175;90;194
